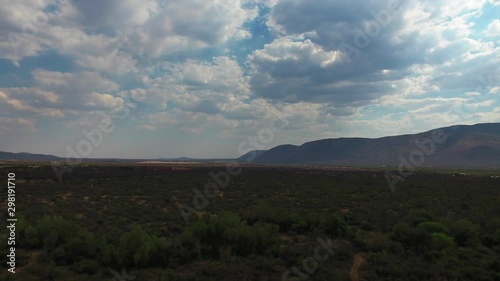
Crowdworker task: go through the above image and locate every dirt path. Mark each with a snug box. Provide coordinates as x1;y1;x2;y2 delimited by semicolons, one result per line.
350;252;366;281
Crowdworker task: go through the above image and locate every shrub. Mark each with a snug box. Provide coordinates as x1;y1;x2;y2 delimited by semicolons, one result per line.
405;210;435;226
390;222;431;251
417;221;450;235
71;259;99;275
180;211;280;259
450;219;480;247
225;224;256;256
431;232;455;250
320;214;347;237
243;201;300;232
118;225;171;268
35;215;84;251
22;225;41;248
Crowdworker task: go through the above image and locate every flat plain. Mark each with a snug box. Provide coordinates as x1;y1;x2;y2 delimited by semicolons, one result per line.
1;162;499;281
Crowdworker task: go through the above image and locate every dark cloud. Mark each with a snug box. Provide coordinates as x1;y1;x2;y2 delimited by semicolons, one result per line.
71;0;118;27
184;99;221;114
245;0;416;105
247;0;497;106
270;0;408;50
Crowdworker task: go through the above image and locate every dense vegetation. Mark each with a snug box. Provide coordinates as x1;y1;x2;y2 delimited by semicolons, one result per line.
0;163;499;280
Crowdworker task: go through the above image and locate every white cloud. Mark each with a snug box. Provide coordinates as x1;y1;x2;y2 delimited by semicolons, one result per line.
135;124;157;131
485;19;500;40
466;99;495;109
84;92;124;110
0;0;258;71
0;117;37;133
0;0;499;157
0;70;124;130
472;107;500;122
125;56;252;115
0;89;64;118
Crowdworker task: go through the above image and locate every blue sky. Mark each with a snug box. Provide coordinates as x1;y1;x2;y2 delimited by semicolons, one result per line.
0;0;499;158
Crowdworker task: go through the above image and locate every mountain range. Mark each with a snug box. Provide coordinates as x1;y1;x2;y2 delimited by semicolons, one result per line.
2;123;500;168
237;122;500;168
0;151;61;161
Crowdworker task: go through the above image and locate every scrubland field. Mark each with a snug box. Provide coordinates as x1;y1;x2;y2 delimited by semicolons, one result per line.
1;162;500;281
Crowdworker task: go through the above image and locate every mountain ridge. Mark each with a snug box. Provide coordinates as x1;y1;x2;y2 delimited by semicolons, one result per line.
2;122;500;168
251;123;500;168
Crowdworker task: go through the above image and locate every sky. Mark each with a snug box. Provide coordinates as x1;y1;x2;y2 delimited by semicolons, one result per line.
0;0;499;159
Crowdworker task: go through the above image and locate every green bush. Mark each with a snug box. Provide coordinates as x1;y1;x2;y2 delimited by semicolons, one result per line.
483;229;500;247
63;232;100;264
243;201;301;233
48;247;67;264
180;211;280;260
71;258;99;275
390;222;432;251
23;225;41;248
487;218;500;231
35;215;85;251
225;224;256;256
99;244;118;266
304;212;321;230
118;225;170;268
450;219;480;247
431;232;455;250
253;221;280;255
289;212;308;233
23;262;61;280
320;214;347;237
177;230;202;262
417;221;450;235
405;210;435;226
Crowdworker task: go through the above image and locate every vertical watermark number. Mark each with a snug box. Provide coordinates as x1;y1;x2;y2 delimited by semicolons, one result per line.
6;172;16;274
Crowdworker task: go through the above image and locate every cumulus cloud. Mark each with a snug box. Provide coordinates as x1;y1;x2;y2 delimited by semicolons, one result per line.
0;0;498;157
247;37;396;105
0;0;257;69
0;117;37;133
0;89;64;118
124;56;252;114
0;69;124;130
247;0;499;110
33;70;119;93
485;19;500;38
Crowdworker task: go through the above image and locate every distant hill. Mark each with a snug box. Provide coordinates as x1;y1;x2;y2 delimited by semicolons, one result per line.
0;151;61;161
158;157;234;162
2;123;500;168
235;150;267;163
0;153;236;163
158;157;199;162
251;123;500;168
